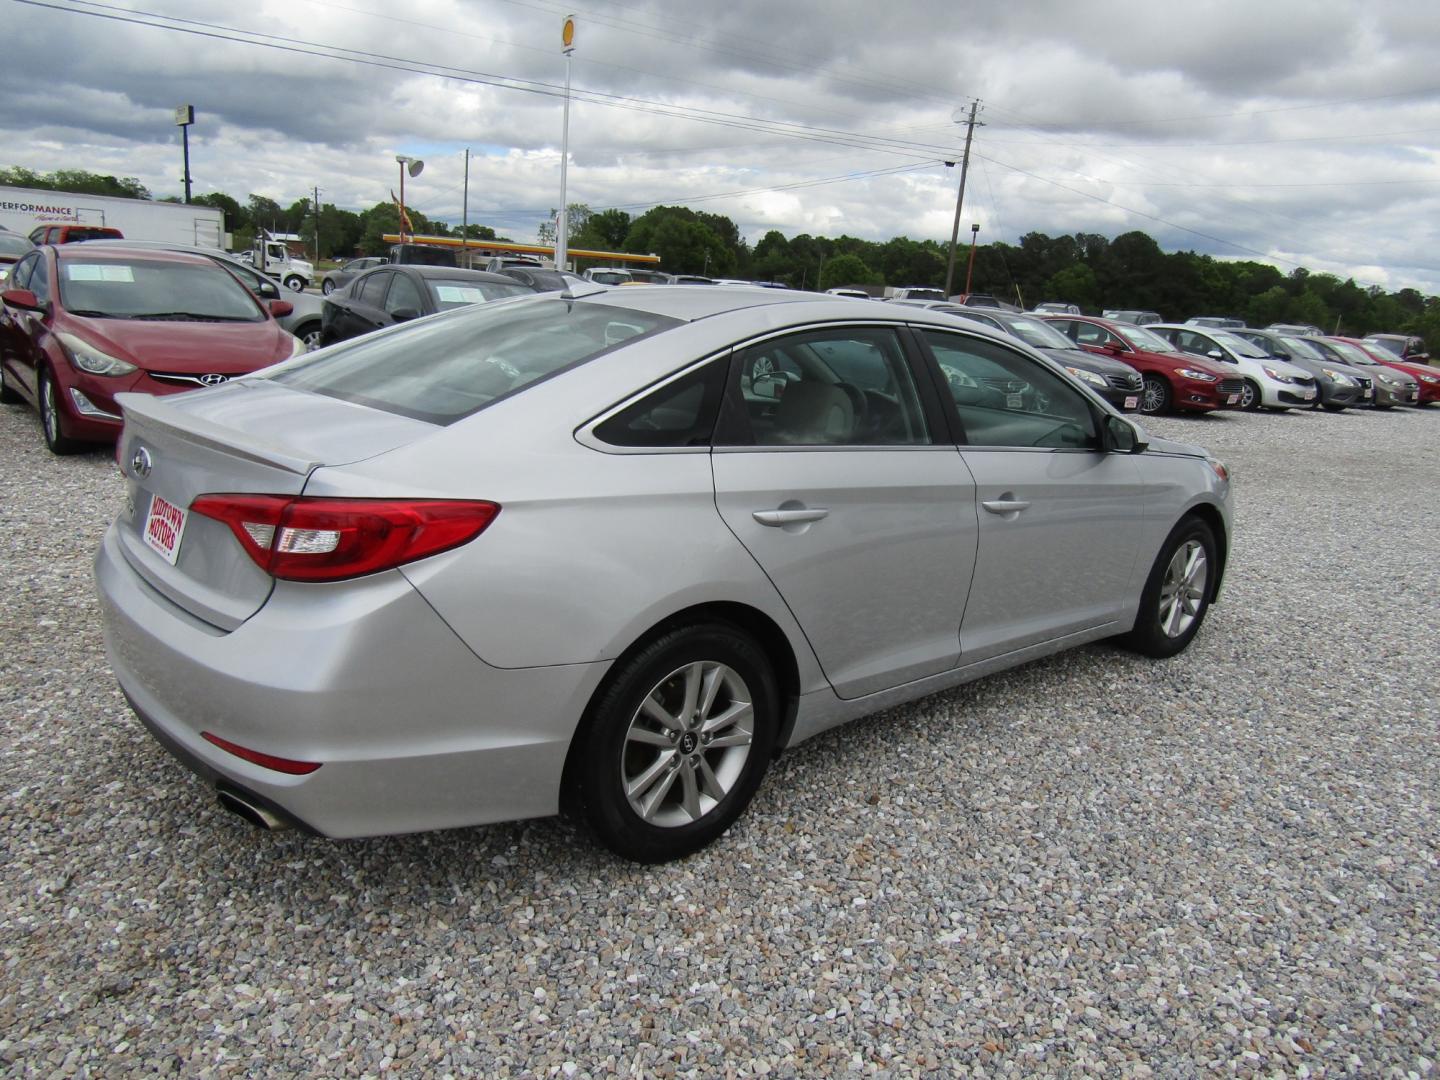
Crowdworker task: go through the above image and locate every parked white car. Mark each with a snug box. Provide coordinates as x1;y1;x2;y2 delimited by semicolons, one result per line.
1149;324;1318;410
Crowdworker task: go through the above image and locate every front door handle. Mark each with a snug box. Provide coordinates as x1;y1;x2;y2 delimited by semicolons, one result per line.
982;498;1031;515
753;508;829;526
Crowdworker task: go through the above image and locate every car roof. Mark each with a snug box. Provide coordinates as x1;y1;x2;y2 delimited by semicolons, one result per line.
387;266;517;283
51;244;216;267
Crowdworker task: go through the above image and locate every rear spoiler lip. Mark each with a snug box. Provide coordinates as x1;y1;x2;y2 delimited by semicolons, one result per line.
116;391;321;477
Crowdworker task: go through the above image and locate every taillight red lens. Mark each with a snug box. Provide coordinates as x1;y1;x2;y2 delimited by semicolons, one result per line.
190;495;499;581
202;731;321;774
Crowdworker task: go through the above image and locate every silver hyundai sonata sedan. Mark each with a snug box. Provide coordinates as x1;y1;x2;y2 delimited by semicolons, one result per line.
95;286;1232;862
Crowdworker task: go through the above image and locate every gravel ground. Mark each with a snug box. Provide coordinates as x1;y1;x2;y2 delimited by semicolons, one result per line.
0;399;1436;1078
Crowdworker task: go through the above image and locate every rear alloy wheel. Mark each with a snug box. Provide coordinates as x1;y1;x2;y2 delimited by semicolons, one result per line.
1240;379;1261;410
1118;517;1216;659
283;275;306;293
38;368;83;454
321;279;336;296
0;362;21;404
570;623;778;863
1139;374;1170;415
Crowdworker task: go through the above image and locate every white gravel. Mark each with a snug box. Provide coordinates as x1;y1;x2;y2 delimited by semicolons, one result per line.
0;399;1436;1077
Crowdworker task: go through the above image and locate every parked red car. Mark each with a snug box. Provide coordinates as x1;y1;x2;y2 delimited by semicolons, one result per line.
0;245;304;453
27;224;125;245
1042;315;1243;415
1330;336;1439;405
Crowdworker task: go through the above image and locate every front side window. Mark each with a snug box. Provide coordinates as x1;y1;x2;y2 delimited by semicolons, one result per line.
720;327;930;446
922;329;1098;450
269;297;679;425
8;252;37;291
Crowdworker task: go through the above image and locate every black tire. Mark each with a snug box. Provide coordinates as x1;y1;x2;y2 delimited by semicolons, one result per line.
1117;516;1217;659
321;279;336;296
568;622;779;863
283;275;306;293
1139;374;1170;415
0;361;20;404
1240;379;1262;411
38;367;84;455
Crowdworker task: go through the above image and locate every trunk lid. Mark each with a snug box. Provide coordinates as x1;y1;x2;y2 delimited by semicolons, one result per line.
113;381;437;630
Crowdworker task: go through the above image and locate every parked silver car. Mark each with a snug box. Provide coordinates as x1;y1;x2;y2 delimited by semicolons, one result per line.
94;289;1232;862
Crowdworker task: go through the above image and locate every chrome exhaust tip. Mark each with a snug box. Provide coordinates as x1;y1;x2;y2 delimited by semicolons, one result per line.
217;787;290;831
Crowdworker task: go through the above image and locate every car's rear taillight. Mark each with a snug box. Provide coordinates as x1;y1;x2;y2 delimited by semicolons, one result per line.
190;495;499;581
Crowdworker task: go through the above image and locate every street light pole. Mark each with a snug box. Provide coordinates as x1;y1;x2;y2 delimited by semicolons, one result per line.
556;15;576;271
964;223;980;294
943;100;982;298
396;155;410;243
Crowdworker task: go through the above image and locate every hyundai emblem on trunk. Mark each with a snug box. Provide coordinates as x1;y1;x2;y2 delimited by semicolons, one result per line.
130;446;152;478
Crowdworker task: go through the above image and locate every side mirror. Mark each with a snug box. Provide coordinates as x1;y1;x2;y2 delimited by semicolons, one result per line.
1;288;43;312
390;307;420;322
255;278;281;300
1104;414;1148;454
1206;349;1224;361
269;300;294;318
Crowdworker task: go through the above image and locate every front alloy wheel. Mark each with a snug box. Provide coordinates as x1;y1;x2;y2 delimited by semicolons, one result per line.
569;623;778;862
38;368;82;454
1118;516;1216;658
1139;374;1170;415
1240;380;1261;410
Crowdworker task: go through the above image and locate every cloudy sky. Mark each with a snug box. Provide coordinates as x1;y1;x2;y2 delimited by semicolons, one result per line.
6;0;1440;292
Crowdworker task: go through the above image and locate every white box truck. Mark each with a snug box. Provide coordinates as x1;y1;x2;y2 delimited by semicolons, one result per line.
0;184;225;248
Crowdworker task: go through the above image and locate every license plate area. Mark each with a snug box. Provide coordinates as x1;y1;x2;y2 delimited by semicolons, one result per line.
1123;395;1139;410
1226;393;1239;405
143;493;188;565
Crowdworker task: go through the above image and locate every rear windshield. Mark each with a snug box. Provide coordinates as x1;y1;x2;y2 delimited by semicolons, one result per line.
268;297;680;424
58;258;263;321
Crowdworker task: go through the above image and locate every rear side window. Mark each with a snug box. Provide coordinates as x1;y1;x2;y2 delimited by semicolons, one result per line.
356;271;390;306
593;360;727;448
270;298;680;425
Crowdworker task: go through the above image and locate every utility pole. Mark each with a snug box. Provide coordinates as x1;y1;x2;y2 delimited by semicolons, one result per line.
943;100;982;298
312;184;321;262
462;148;470;261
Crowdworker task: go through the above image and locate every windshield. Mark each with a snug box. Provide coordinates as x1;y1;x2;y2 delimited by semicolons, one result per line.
1323;340;1380;366
1277;335;1325;360
269;297;680;424
428;278;531;310
58;258;264;321
1212;331;1269;358
999;316;1074;351
1117;324;1177;352
1363;336;1408;358
589;271;631;285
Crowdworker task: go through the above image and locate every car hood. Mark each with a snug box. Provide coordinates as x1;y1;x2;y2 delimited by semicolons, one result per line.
1040;347;1136;377
1143;432;1209;459
67;315;293;374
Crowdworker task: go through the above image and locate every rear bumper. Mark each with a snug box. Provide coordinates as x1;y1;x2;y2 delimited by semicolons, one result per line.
94;525;608;838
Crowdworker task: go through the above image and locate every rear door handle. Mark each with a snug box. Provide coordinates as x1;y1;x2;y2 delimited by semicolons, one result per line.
753;508;829;526
981;498;1031;514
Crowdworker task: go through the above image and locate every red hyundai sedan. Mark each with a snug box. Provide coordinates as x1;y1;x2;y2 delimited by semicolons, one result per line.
1042;315;1243;415
0;245;304;453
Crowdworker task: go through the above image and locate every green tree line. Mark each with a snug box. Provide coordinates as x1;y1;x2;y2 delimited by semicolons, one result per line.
6;167;1436;347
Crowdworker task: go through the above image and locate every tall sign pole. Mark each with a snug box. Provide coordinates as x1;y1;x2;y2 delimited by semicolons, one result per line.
556;15;576;270
943;99;982;298
462;147;470;259
174;105;195;204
